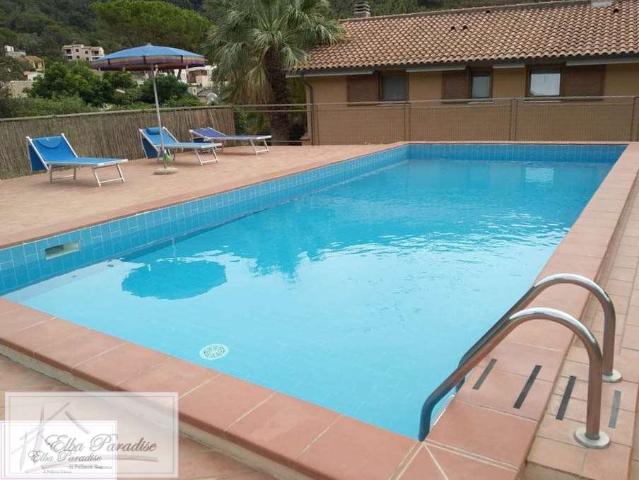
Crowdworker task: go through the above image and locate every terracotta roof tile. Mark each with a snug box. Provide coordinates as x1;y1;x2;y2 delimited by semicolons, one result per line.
299;0;639;72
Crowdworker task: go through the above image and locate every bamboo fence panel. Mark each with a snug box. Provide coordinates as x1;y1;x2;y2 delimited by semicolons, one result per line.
0;106;234;178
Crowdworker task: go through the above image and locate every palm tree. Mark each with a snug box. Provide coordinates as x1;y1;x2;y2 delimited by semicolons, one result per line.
206;0;342;141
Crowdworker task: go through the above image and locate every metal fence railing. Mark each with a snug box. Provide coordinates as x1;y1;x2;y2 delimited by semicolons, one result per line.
2;96;638;179
306;96;639;145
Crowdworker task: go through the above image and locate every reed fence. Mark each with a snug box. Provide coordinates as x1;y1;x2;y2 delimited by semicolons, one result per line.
0;106;234;178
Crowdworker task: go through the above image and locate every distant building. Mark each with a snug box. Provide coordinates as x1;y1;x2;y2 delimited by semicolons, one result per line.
62;44;104;62
178;65;217;103
2;47;44;98
6;80;32;98
21;56;44;72
3;45;26;58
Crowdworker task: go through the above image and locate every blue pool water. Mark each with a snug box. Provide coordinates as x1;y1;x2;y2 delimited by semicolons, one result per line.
5;148;617;437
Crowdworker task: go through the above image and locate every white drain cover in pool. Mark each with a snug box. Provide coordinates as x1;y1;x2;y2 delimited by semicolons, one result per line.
199;344;229;360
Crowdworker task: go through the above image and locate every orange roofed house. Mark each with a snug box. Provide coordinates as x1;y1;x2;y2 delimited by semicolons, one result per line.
294;0;639;144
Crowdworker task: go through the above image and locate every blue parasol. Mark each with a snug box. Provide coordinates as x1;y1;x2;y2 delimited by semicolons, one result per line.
92;44;206;170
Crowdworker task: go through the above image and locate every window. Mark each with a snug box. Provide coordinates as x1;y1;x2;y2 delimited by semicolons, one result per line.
347;73;379;103
347;72;407;103
381;72;407;101
441;70;469;100
529;68;561;96
562;65;605;97
470;71;491;99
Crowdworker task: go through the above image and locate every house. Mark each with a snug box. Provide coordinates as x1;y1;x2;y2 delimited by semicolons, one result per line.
295;0;639;144
3;46;26;59
62;44;105;62
2;48;44;98
22;56;44;72
177;65;218;103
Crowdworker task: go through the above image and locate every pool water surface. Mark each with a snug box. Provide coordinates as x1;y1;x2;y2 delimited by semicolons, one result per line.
6;152;615;437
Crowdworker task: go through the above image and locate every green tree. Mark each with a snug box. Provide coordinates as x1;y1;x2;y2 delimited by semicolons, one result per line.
29;61;139;107
99;71;139;104
0;56;27;82
205;0;342;141
92;0;210;51
140;74;197;104
30;61;103;105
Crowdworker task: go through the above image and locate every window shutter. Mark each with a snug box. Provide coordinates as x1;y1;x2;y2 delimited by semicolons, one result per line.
562;65;605;97
347;73;379;103
442;70;469;100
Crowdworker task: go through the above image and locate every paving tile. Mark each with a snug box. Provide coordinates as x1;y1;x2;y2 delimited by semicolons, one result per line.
615;348;639;383
0;299;19;315
476;341;564;382
177;438;254;480
400;443;517;480
0;302;52;339
623;325;639;351
428;400;537;468
537;414;585;445
554;377;637;413
606;279;635;297
456;368;554;422
566;345;589;364
226;393;339;464
119;357;217;397
527;437;585;475
626;306;639;326
582;441;631;480
4;317;90;358
395;445;444;480
504;321;573;351
297;415;415;480
34;329;123;369
180;373;273;433
539;253;602;280
72;342;170;388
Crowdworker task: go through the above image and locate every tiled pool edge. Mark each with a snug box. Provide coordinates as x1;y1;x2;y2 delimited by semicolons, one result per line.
0;144;409;294
0;143;636;480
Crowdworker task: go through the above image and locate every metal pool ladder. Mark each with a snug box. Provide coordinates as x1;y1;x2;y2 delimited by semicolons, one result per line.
418;273;620;449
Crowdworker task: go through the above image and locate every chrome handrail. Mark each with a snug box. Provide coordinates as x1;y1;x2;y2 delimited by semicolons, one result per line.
458;273;620;384
418;307;610;449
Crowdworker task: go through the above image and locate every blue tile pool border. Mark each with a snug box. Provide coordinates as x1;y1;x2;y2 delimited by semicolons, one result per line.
0;143;627;295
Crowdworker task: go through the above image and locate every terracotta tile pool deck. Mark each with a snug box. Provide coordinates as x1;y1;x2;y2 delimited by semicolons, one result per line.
0;354;274;480
0;143;638;479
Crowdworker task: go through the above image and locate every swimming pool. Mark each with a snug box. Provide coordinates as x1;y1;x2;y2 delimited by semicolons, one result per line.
1;144;625;438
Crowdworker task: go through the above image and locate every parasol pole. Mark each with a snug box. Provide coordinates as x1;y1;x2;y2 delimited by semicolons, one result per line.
150;66;168;169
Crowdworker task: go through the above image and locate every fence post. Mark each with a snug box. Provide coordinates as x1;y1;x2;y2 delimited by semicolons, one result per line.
509;98;519;141
632;96;639;142
403;102;410;142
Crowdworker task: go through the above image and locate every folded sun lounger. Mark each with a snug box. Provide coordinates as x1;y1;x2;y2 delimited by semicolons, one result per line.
140;127;221;166
190;127;271;155
27;134;127;187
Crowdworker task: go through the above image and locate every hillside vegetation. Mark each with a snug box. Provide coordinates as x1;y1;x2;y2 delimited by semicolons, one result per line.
1;0;571;57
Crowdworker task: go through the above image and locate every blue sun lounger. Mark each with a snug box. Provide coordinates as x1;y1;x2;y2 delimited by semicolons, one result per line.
140;127;221;165
27;134;127;187
189;127;270;155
